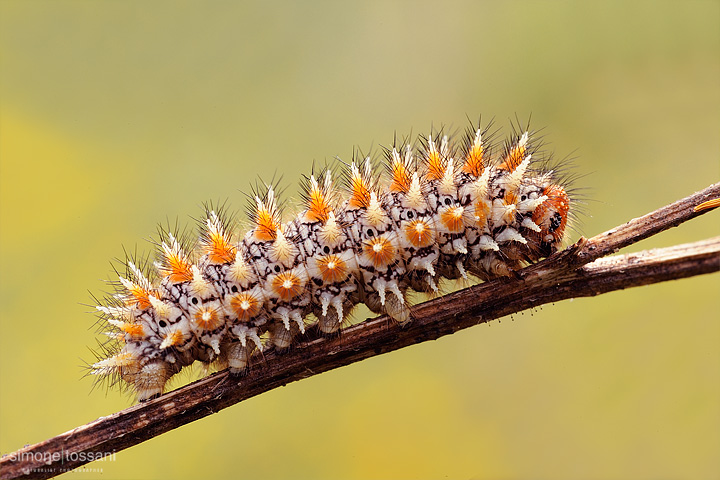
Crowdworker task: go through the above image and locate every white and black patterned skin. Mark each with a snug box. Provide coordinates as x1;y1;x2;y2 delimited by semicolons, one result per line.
296;213;359;333
90;121;573;401
199;243;267;373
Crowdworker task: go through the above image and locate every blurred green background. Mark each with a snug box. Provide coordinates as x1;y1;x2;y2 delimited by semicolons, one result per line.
1;1;718;479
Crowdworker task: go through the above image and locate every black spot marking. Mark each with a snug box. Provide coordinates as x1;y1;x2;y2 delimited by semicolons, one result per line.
549;212;563;232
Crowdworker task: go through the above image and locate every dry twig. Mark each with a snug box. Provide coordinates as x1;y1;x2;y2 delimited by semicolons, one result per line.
2;183;718;480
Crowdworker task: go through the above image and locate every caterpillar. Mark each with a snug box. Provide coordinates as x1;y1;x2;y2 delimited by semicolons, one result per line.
89;119;573;402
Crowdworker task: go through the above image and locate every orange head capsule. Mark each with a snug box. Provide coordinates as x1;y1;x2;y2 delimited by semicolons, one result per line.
531;184;570;254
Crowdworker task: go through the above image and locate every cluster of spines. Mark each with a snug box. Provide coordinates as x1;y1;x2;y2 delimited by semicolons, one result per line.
91;120;572;401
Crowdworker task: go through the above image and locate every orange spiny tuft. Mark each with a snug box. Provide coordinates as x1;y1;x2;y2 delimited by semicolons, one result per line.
305;178;332;222
193;306;224;331
473;200;490;227
252;188;281;242
160;329;186;349
440;206;465;232
254;206;279;241
504;190;518;206
316;254;349;283
363;236;397;268
124;283;154;310
425;147;445;181
206;231;236;264
349;180;371;208
162;252;193;283
158;236;194;283
271;271;305;301
389;148;413;193
498;132;528;172
229;292;262;321
349;162;372;209
462;138;485;177
423;134;451;181
203;213;236;264
120;323;145;337
404;220;434;247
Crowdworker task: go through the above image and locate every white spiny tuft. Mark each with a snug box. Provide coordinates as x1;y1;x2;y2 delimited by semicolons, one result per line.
366;192;386;226
228;250;252;285
478;236;500;251
426;275;439;293
363;156;372;178
270;228;297;266
291;311;305;334
321;295;331;317
438;161;456;195
441;135;450;154
280;311;291;331
391;146;402;166
350;161;360;180
525;194;549;211
471;168;491;200
128;262;152;290
332;298;344;323
521;217;542;232
148;295;171;319
190;265;213;298
91;352;134;375
96;305;130;320
377;282;387;306
118;276;135;292
495;228;527;244
105;318;125;329
389;282;404;305
506;155;532;190
248;331;264;351
473;128;482;148
421;259;436;277
210;338;221;355
456;261;468;280
266;186;276;212
519;131;529;149
319;211;342;246
406;173;425;210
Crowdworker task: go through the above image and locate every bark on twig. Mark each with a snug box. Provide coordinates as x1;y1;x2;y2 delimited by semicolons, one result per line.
2;183;718;480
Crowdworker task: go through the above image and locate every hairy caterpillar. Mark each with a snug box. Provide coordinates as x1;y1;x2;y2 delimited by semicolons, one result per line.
90;119;573;402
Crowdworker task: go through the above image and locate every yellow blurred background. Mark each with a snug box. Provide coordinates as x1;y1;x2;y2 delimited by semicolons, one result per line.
1;1;718;479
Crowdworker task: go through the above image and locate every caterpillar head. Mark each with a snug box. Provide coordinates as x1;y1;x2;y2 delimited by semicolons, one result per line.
531;184;570;256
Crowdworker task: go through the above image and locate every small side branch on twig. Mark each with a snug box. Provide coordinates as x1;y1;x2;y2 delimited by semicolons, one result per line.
1;183;718;480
